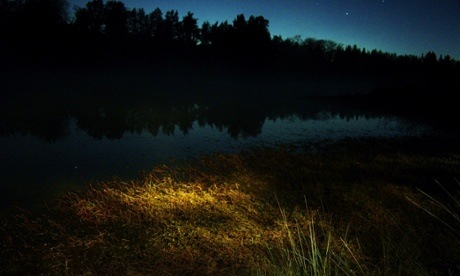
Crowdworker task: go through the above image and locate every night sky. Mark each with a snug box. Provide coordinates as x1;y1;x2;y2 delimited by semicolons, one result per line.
69;0;460;60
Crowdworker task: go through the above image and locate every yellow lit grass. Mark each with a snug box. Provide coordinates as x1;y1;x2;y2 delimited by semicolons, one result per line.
1;140;459;274
60;179;271;274
1;152;364;275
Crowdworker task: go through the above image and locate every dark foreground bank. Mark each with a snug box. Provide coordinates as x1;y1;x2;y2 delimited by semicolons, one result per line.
1;137;459;275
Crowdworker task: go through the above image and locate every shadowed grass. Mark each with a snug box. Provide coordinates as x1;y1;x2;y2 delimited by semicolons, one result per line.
1;138;459;274
406;178;460;273
407;179;460;240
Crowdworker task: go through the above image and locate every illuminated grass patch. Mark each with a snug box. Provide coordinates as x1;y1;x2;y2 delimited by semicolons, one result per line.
1;139;459;274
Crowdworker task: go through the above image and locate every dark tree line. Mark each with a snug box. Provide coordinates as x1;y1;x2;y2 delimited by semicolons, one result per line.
2;0;458;63
1;0;459;95
0;0;68;39
1;0;459;139
71;1;269;47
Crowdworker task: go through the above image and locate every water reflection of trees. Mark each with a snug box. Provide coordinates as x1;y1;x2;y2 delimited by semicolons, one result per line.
1;0;458;140
0;72;435;142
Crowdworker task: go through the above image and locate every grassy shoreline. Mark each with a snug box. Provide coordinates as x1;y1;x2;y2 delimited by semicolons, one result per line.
1;137;459;274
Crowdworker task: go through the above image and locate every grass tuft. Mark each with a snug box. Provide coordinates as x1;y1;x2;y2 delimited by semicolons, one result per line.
1;139;459;274
262;198;364;275
407;179;460;241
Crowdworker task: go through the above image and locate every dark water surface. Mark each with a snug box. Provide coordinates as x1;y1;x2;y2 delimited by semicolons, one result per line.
0;111;428;214
0;72;434;214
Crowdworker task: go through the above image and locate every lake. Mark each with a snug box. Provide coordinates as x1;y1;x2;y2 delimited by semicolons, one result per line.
0;69;439;214
0;100;430;214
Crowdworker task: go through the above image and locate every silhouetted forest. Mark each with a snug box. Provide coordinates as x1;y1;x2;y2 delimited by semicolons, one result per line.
2;0;459;74
1;0;459;136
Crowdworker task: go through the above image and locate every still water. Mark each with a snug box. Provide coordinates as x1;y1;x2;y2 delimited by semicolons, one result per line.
0;69;434;213
0;110;427;214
